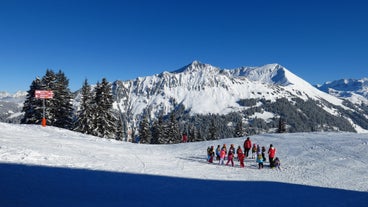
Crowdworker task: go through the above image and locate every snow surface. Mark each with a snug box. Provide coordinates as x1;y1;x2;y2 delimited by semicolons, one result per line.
0;123;367;206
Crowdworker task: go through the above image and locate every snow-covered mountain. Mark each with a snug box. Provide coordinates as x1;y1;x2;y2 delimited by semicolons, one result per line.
0;91;26;123
316;78;368;104
1;123;367;206
113;61;368;134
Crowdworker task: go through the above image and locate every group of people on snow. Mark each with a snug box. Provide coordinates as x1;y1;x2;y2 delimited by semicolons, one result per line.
207;137;281;170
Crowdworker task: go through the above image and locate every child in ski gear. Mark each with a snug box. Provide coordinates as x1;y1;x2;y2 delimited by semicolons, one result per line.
219;148;226;165
261;146;266;162
208;146;215;163
251;144;257;159
215;145;221;161
222;144;227;155
236;146;243;158
207;147;211;161
226;149;234;167
273;157;281;170
243;137;252;158
229;144;235;158
268;144;276;167
238;149;245;168
256;146;263;169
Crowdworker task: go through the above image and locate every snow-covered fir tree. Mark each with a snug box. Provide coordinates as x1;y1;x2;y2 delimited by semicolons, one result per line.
52;70;74;129
21;69;73;129
138;116;151;144
208;119;218;140
41;70;57;126
21;78;43;124
92;78;117;138
166;113;181;144
234;119;244;137
74;79;95;135
152;116;164;144
115;115;125;141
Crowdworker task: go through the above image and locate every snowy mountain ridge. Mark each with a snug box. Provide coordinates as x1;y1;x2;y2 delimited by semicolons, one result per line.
113;61;365;135
114;61;342;115
317;78;368;104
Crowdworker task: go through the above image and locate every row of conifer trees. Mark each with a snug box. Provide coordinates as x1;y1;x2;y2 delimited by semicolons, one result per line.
21;69;119;139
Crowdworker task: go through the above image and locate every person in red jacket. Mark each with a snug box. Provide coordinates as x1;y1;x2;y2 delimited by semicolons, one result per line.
243;137;252;158
237;147;245;168
268;144;276;167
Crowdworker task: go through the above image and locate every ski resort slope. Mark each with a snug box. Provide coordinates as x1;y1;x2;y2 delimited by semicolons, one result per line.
0;123;367;206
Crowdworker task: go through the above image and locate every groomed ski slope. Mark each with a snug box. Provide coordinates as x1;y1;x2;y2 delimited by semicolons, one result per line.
0;122;367;206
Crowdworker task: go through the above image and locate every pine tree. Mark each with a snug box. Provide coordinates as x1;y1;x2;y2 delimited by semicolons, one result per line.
152;116;164;144
22;69;73;129
208;118;217;140
234;119;244;137
52;70;74;129
138;116;152;144
167;113;180;143
41;70;57;125
93;78;117;138
278;117;287;133
115;115;126;141
74;79;95;135
21;78;44;124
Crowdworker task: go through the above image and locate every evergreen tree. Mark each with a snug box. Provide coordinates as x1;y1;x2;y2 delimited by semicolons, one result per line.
93;78;117;138
138;116;152;144
115;115;124;141
41;69;57;125
152;116;164;144
74;79;95;135
234;119;244;137
278;117;287;133
167;113;180;143
52;70;74;129
208;118;217;140
21;78;43;124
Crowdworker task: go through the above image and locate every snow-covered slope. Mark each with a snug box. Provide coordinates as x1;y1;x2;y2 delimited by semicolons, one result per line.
317;78;368;104
0;123;367;206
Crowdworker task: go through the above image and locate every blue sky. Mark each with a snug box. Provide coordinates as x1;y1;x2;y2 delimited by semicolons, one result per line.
0;0;367;93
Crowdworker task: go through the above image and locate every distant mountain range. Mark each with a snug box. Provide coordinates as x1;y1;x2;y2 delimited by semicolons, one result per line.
0;91;27;123
316;78;368;105
1;61;368;135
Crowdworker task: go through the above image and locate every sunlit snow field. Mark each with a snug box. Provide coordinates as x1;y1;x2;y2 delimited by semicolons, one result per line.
0;123;367;206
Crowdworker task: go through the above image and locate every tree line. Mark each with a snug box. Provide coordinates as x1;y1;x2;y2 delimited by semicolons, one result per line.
21;69;118;139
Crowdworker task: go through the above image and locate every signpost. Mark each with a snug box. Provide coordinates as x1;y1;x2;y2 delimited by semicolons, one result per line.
35;90;54;127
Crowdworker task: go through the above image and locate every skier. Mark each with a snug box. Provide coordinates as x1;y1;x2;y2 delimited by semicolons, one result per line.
215;145;221;160
219;147;226;165
208;146;215;163
236;146;243;159
268;144;276;168
273;157;281;170
243;137;252;158
251;143;257;159
237;148;245;168
262;146;267;162
229;144;235;158
226;149;234;167
256;146;264;169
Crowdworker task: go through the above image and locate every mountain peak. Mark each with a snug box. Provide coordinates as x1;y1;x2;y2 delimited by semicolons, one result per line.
172;60;219;74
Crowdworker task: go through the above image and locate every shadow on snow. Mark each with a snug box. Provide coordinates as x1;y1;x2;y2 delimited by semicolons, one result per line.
0;163;367;207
